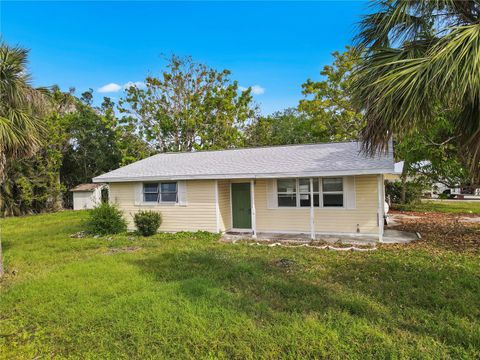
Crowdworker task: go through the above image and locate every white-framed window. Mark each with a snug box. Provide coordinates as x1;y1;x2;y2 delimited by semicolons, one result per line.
276;178;343;208
322;177;344;207
143;182;178;203
299;178;319;207
277;179;297;207
277;178;320;207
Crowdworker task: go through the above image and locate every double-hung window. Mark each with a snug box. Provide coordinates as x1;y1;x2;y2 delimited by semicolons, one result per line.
299;178;319;207
277;179;297;207
143;182;178;203
322;178;344;207
276;178;343;208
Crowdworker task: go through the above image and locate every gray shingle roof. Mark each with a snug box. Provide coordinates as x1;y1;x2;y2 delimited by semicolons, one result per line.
93;142;395;182
71;183;106;192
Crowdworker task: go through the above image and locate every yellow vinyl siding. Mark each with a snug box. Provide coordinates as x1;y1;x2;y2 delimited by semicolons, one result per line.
109;175;380;235
218;180;231;231
109;180;217;232
255;175;379;234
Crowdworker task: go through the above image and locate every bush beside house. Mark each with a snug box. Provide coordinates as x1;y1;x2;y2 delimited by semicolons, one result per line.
134;211;162;236
85;203;127;235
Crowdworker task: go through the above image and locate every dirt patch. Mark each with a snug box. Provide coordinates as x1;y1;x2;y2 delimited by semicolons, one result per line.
70;231;87;238
106;246;142;254
387;211;480;253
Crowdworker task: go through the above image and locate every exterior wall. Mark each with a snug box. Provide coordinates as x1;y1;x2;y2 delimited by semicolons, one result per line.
255;175;380;235
73;189;101;210
109;180;217;232
218;180;231;232
109;175;380;235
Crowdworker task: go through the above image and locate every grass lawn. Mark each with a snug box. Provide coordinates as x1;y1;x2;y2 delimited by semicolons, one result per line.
1;211;479;359
393;200;480;214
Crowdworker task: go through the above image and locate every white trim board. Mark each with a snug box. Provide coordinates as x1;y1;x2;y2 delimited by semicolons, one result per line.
94;168;395;183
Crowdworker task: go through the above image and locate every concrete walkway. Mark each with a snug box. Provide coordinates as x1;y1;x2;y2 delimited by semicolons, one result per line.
221;229;419;245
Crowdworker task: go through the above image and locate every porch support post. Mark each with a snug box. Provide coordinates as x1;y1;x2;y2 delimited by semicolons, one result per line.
309;177;315;240
215;180;220;233
377;174;384;243
250;179;257;239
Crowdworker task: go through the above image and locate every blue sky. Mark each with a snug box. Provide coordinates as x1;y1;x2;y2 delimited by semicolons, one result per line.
2;1;368;115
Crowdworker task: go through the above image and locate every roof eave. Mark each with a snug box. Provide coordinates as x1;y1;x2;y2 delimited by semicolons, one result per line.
93;167;395;183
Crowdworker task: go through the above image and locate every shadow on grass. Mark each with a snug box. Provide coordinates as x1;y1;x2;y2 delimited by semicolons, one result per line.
130;246;480;350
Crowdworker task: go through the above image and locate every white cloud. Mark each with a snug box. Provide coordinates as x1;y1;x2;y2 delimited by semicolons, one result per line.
97;81;146;93
251;85;265;95
123;81;146;90
97;83;122;93
239;84;265;95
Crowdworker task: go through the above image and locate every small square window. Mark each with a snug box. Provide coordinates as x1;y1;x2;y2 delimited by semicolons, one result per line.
323;178;343;192
278;194;296;207
323;194;343;207
277;179;296;193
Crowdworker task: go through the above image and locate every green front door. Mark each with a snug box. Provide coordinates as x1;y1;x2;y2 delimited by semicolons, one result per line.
232;183;252;229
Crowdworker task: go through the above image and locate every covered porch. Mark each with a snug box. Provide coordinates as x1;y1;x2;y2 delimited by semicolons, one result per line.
215;174;390;243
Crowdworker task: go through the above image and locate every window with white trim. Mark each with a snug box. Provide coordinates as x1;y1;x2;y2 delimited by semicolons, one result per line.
299;178;319;207
277;179;296;207
322;178;343;207
277;178;320;207
143;182;178;203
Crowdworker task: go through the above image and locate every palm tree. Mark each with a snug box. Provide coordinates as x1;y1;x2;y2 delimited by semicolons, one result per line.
352;1;480;181
0;42;48;277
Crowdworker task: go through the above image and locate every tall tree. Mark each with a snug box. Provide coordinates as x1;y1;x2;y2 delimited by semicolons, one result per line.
0;42;48;277
119;55;256;152
352;0;480;182
0;86;75;216
299;46;364;141
246;108;327;146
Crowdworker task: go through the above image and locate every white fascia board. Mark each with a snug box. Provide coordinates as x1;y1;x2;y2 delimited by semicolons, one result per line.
93;167;395;183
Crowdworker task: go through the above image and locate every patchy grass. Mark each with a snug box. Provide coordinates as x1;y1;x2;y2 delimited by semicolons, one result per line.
393;200;480;214
1;211;479;359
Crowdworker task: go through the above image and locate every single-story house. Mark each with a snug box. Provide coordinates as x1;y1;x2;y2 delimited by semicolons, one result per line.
71;183;107;210
93;142;395;241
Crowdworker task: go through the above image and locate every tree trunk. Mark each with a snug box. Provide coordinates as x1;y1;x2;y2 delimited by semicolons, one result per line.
400;173;407;204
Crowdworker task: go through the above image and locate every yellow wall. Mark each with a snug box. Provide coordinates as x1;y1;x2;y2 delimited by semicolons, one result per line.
109;180;217;232
109;175;380;235
217;180;231;232
254;175;379;235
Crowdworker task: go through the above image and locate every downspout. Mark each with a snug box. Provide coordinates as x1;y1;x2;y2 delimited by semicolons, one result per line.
377;174;384;242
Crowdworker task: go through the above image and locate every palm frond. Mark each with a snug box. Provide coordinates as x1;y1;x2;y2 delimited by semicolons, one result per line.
353;22;480;178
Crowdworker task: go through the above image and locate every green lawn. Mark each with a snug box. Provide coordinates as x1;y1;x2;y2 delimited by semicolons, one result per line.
393;200;480;214
1;211;479;359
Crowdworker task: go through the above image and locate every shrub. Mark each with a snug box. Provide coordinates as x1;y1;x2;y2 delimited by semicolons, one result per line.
134;211;162;236
85;203;127;235
385;180;426;204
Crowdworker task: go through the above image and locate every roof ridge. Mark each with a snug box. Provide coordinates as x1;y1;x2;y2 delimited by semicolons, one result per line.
150;140;360;157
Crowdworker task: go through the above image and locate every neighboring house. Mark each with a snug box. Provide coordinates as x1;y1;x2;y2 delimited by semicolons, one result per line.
93;142;396;241
71;183;107;210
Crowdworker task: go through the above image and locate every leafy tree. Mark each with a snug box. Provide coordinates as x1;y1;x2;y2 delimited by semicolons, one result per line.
299;46;364;141
119;55;257;152
0;86;75;217
246;108;326;146
352;0;480;182
0;42;50;277
61;93;122;197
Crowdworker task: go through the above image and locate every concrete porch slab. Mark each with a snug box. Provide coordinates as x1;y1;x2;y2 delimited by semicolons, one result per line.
221;229;419;245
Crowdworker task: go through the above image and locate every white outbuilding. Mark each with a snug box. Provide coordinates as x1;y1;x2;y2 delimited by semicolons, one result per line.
71;183;107;210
